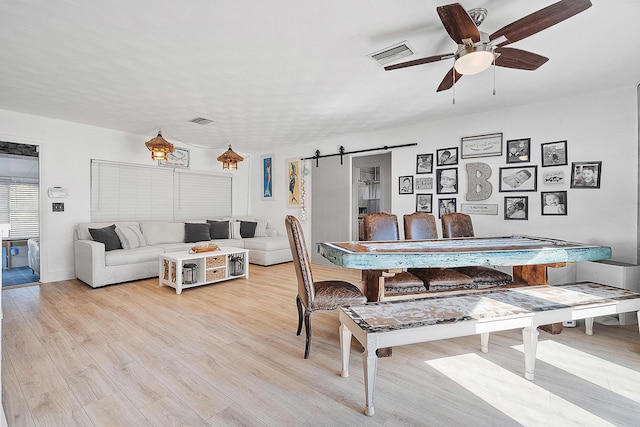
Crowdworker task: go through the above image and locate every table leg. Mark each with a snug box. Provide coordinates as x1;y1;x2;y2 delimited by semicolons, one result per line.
522;326;539;380
585;317;594;335
480;332;489;353
362;345;378;417
513;264;565;334
339;323;351;378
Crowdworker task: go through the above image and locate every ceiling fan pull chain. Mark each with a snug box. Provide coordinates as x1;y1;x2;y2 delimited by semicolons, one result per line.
452;72;456;105
492;54;496;96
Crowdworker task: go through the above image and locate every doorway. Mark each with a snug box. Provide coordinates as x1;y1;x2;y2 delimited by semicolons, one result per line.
352;153;391;241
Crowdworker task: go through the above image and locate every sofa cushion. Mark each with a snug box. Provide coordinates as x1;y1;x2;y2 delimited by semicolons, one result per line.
140;222;186;245
240;221;257;238
89;224;122;251
105;246;165;266
242;236;290;251
207;220;230;239
115;224;147;249
254;220;268;237
185;223;211;243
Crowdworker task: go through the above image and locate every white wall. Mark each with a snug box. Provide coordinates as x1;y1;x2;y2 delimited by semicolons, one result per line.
250;86;638;265
0;109;250;282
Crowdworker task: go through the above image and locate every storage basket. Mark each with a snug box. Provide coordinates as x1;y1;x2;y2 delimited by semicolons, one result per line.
206;255;226;268
206;268;226;281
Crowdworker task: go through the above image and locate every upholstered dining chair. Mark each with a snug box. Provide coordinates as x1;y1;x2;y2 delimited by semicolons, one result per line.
285;215;366;359
362;212;426;295
440;213;513;287
402;212;475;291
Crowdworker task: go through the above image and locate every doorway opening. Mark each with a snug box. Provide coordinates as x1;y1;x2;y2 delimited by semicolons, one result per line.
352;153;391;241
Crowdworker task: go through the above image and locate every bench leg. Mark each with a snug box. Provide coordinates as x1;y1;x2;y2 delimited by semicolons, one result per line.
339;323;351;378
480;332;489;353
523;326;539;380
363;344;378;416
585;317;594;336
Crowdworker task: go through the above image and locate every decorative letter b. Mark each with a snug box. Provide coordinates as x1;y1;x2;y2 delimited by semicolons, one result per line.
466;162;492;201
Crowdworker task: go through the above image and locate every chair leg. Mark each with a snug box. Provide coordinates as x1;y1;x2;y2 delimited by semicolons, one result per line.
304;309;312;359
296;295;303;336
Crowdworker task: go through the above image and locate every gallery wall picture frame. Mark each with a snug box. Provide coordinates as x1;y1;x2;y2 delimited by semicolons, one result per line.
286;158;301;207
541;140;568;167
543;170;565;185
416;153;433;174
416;194;433;213
262;154;274;200
399;175;414;194
436;147;459;166
158;147;190;168
436;167;458;194
570;161;602;188
504;196;528;220
415;177;433;191
541;191;567;215
438;197;456;218
505;138;531;163
460;132;503;158
499;165;537;192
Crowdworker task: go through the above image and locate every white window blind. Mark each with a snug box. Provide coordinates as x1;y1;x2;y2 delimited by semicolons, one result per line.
0;178;39;239
91;160;232;222
173;169;232;221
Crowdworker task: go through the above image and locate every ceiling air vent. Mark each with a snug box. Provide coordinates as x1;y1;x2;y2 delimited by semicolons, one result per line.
189;117;214;125
368;41;414;66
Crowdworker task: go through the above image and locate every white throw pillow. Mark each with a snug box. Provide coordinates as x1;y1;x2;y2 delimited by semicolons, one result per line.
255;220;268;237
115;225;147;249
232;221;242;239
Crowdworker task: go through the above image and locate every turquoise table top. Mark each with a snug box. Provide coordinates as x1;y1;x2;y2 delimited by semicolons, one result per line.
318;235;612;270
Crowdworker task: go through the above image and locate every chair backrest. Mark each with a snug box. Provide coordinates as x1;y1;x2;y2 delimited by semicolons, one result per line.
363;212;399;241
403;212;438;240
441;212;475;238
285;215;314;307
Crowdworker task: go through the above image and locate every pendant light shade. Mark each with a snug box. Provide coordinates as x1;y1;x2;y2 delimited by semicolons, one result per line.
145;130;174;161
217;144;244;170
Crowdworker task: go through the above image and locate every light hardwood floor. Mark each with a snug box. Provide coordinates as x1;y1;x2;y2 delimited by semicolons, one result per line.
3;262;640;426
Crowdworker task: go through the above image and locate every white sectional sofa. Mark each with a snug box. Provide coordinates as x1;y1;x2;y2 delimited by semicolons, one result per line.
74;218;292;288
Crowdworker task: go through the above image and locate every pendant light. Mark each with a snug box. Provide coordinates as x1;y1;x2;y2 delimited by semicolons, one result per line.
217;144;244;170
145;130;174;161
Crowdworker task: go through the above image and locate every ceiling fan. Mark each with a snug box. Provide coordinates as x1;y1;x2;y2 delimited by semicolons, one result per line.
384;0;592;91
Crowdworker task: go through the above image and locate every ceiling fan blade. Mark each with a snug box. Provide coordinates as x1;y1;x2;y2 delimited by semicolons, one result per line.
494;47;549;70
384;53;454;71
437;3;480;44
436;68;463;92
490;0;592;46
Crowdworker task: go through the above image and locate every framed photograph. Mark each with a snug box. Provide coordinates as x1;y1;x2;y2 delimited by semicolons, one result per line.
399;175;413;194
541;140;568;167
438;198;456;217
416;194;433;213
504;196;528;220
416;153;433;174
286;158;300;207
506;138;531;163
570;161;601;188
460;132;503;158
436;168;458;194
262;155;274;199
158;147;190;168
541;191;567;215
415;177;433;191
499;165;537;192
543;170;565;185
436;147;458;166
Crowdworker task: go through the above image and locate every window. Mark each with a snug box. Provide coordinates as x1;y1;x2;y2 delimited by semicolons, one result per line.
0;178;39;239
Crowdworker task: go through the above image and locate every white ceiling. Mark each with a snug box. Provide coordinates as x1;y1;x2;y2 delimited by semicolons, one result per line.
0;0;639;153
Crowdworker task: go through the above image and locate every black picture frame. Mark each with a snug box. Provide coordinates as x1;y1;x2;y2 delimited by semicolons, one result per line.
438;198;456;218
499;165;537;192
570;161;602;189
506;138;531;164
541;191;567;215
416;153;433;174
416;194;433;213
504;196;528;220
436;147;458;166
436;167;458;194
399;175;413;194
541;141;568;167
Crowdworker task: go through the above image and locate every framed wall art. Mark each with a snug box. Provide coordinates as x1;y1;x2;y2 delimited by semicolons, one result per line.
416;194;432;213
504;196;528;220
543;170;565;185
438;198;456;217
416;153;433;174
541;140;568;167
158;147;190;168
506;138;530;163
460;132;503;158
541;191;567;215
436;168;458;194
399;176;413;194
286;158;300;207
570;161;601;188
415;177;433;191
436;147;458;166
499;165;537;192
262;154;274;199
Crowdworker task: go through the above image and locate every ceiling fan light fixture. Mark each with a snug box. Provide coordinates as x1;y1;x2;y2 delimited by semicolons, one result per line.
454;45;494;75
144;130;174;161
217;144;244;170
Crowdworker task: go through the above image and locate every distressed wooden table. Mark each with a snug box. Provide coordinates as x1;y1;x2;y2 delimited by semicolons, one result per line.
339;282;640;416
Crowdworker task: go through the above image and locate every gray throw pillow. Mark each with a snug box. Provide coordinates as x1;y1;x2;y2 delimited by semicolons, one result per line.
184;223;212;243
207;220;229;239
88;224;122;251
240;221;257;238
